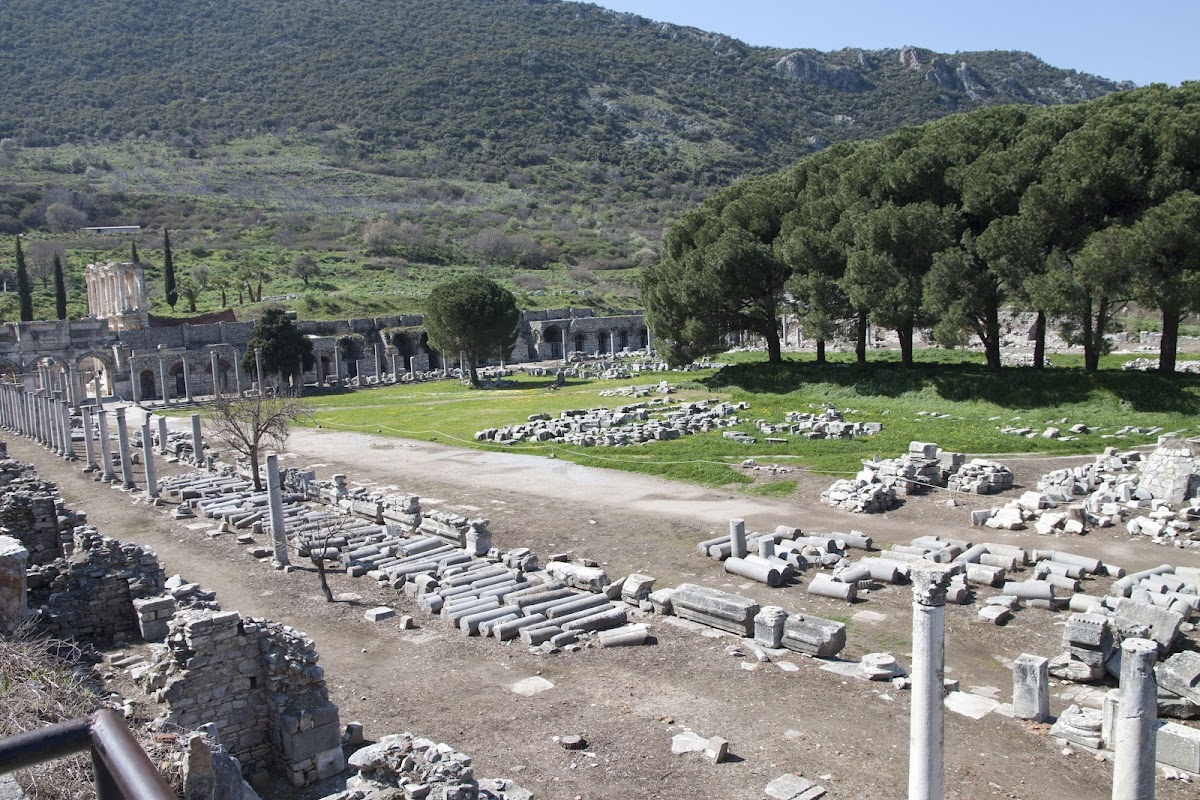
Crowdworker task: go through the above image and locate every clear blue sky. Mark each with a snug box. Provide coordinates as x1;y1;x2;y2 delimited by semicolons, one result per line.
583;1;1198;86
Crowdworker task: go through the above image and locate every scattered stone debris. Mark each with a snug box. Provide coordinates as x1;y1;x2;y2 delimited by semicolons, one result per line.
474;398;747;447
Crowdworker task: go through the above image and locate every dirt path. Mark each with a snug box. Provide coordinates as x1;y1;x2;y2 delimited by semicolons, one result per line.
11;418;1199;800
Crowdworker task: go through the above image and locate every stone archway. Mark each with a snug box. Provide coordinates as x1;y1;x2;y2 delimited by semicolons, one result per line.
574;332;586;354
75;350;115;397
543;326;563;360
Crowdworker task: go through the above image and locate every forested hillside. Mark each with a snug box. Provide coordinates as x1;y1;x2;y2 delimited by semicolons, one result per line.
0;0;1131;321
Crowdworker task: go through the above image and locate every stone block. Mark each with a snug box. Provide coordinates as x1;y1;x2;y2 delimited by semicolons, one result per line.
0;535;29;632
1114;598;1184;653
282;721;342;763
1157;721;1200;772
703;736;728;764
671;584;759;637
1012;654;1050;722
780;613;846;658
1158;651;1200;705
314;746;346;781
364;606;395;622
765;773;826;800
621;573;655;604
754;606;787;649
545;561;610;592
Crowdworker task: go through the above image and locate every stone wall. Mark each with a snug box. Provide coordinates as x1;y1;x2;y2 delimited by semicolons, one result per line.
27;527;165;643
142;609;344;787
0;473;82;565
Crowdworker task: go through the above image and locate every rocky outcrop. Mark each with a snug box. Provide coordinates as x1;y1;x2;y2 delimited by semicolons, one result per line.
775;52;872;92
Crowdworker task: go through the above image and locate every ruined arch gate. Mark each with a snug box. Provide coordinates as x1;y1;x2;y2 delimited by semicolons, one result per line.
0;262;649;403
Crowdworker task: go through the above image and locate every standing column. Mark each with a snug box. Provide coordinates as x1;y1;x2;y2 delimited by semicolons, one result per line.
93;375;103;409
355;359;363;386
265;453;290;568
232;349;243;396
908;566;956;800
255;348;265;397
97;409;115;482
729;518;747;559
80;406;97;473
60;401;76;460
408;357;416;380
141;417;158;500
191;414;204;465
390;352;398;383
130;363;141;404
67;364;81;411
157;416;169;455
115;413;136;489
315;351;324;386
562;328;569;366
47;395;62;455
1111;638;1159;800
210;351;222;401
332;347;342;387
373;343;383;384
158;359;170;404
181;354;193;403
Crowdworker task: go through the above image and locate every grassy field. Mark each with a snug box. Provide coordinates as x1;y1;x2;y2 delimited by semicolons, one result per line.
299;349;1200;490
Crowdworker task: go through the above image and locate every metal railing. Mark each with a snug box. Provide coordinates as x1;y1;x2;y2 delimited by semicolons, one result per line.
0;708;175;799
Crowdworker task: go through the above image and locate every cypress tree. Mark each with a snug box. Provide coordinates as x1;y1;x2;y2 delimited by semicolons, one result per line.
53;253;68;320
131;241;140;263
14;237;33;322
163;229;177;309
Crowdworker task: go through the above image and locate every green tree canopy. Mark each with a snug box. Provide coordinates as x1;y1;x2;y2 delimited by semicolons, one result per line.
639;178;788;365
423;274;520;387
14;237;32;322
243;307;315;385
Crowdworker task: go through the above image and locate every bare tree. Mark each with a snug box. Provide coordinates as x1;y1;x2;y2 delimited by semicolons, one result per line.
207;383;311;491
294;512;351;603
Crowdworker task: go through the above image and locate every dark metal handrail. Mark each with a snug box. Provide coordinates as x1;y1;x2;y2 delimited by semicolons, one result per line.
0;708;175;799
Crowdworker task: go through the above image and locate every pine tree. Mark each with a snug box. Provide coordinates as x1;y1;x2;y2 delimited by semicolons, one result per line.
52;253;67;320
15;237;33;322
163;229;177;309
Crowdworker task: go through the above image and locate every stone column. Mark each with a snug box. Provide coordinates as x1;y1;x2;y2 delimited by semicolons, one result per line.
93;375;103;409
181;354;193;403
116;412;136;489
729;518;747;559
255;348;265;397
157;416;169;455
1012;654;1050;722
210;350;221;401
141;418;158;500
314;350;324;386
0;535;30;633
355;359;363;386
81;406;97;473
1111;638;1159;800
67;363;81;410
562;328;569;365
158;358;169;404
191;414;204;465
373;343;383;384
390;352;398;382
908;566;956;800
332;346;342;387
265;453;290;568
59;401;76;460
409;356;416;380
130;362;141;404
47;395;61;455
97;409;115;482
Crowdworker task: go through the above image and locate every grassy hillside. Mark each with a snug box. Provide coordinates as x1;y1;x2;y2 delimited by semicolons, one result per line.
0;0;1130;321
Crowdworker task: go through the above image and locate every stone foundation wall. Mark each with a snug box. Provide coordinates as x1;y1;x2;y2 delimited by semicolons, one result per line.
143;609;343;787
27;528;164;642
0;477;82;565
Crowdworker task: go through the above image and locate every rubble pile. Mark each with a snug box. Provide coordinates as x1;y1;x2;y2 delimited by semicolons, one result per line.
822;441;982;513
754;407;882;440
474;398;747;447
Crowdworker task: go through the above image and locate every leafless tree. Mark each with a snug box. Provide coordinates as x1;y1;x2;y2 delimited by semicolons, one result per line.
207;382;311;491
295;512;350;603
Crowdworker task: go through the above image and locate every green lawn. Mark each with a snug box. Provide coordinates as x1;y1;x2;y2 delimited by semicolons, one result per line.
297;350;1200;489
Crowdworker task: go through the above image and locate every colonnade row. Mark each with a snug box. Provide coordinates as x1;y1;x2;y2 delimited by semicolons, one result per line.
906;566;1161;800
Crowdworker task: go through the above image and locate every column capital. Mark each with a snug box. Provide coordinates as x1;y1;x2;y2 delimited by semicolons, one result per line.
910;564;960;607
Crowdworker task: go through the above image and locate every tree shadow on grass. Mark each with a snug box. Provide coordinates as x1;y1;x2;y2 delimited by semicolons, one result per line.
704;361;1200;414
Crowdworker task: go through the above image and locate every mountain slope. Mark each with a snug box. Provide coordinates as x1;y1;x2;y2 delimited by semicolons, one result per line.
0;0;1129;189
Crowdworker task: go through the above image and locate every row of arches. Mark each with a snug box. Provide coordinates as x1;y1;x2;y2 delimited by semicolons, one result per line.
541;326;649;360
